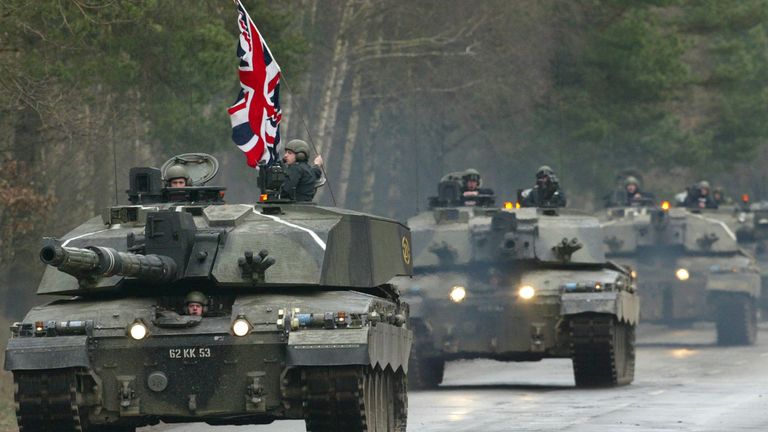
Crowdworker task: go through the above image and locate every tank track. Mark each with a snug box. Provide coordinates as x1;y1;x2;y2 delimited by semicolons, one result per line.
302;366;407;432
715;293;757;346
570;315;635;387
14;369;87;432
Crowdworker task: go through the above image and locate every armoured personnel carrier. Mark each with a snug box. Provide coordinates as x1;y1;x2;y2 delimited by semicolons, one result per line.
4;154;413;432
601;203;760;345
399;176;638;389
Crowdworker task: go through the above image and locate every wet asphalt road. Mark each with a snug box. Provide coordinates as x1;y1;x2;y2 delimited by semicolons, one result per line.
143;323;768;432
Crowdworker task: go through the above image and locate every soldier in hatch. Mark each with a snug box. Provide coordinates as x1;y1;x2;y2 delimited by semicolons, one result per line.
185;291;208;316
520;165;567;208
682;180;719;209
460;168;495;206
281;139;324;202
166;165;190;188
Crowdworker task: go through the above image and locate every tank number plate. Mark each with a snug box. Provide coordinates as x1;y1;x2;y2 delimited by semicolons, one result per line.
169;348;212;359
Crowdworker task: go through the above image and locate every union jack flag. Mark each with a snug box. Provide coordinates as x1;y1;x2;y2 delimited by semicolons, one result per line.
228;0;282;168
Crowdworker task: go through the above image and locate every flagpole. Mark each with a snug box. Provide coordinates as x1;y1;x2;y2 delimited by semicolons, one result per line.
233;0;337;207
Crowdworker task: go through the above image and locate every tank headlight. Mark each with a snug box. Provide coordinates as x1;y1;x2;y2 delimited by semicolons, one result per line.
675;268;690;281
128;321;148;340
518;285;536;300
232;317;251;337
449;286;466;303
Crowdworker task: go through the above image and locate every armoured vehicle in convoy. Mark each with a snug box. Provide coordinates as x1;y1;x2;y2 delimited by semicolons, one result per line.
399;175;639;389
704;198;768;318
601;203;760;345
4;154;413;432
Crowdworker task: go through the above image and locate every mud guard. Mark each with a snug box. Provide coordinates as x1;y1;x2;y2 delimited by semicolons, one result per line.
706;272;761;298
286;323;412;372
560;292;639;325
5;336;90;371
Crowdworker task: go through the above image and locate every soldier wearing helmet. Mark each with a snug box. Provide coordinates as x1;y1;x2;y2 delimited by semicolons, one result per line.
620;176;655;206
185;291;208;316
166;165;190;188
460;168;495;206
281;139;324;202
520;165;567;208
683;180;718;209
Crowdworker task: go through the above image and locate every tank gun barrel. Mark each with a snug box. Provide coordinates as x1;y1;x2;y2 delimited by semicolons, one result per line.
40;239;177;283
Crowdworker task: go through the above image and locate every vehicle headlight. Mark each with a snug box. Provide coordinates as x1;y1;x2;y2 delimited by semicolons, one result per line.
675;268;690;281
232;317;251;337
449;286;466;303
128;321;148;340
518;285;536;300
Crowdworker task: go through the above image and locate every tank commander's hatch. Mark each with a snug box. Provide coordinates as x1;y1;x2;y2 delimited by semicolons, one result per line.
161;153;219;186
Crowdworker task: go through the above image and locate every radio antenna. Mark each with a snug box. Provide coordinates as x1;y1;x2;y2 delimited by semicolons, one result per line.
111;123;119;205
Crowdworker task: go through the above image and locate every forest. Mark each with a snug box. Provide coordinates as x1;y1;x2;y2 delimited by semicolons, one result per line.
2;0;768;318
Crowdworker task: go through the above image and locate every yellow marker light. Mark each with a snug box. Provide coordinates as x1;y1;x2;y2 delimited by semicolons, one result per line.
259;194;269;202
630;270;638;280
449;286;467;303
661;201;671;211
518;285;536;300
129;322;148;340
232;318;251;337
515;202;521;209
675;268;690;281
504;201;514;209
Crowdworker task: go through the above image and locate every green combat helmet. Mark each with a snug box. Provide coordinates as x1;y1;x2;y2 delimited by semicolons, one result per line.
185;291;208;306
284;139;310;162
624;176;640;188
165;165;190;185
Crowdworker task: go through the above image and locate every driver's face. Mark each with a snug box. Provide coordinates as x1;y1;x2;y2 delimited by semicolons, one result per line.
466;179;479;190
626;184;637;194
187;303;203;316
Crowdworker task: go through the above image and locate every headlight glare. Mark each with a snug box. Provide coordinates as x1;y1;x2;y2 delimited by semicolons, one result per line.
449;286;467;303
518;285;536;300
232;318;251;337
675;268;690;281
129;321;148;340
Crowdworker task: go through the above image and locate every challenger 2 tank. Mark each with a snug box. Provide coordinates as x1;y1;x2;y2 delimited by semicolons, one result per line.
398;175;638;389
4;154;413;432
704;198;768;318
601;203;760;345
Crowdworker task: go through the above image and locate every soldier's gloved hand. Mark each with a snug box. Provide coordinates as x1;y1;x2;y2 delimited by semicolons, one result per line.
314;155;324;167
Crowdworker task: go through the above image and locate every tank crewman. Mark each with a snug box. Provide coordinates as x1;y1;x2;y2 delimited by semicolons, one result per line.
683;180;719;209
712;187;732;206
166;165;190;188
185;291;208;316
520;165;567;208
461;168;495;206
281;139;324;202
621;176;655;206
